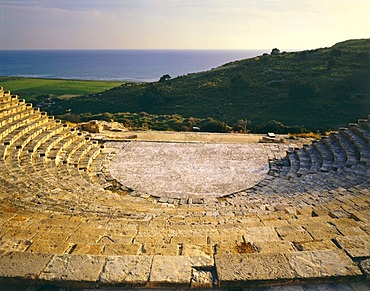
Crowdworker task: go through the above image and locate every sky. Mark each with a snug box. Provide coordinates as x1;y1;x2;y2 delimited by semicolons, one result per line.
0;0;369;50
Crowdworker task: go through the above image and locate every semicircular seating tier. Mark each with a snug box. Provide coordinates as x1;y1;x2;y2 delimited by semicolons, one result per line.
0;87;369;289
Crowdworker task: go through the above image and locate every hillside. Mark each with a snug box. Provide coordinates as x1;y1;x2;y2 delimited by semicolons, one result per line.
44;39;370;132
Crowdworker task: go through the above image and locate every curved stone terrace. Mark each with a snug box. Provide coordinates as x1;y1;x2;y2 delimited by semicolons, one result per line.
0;87;369;289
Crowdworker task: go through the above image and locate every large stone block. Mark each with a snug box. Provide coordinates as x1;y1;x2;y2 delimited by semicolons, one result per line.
335;235;370;258
149;255;193;287
287;250;362;281
38;254;106;288
100;255;153;287
244;226;281;242
0;251;52;281
216;253;295;287
359;258;370;280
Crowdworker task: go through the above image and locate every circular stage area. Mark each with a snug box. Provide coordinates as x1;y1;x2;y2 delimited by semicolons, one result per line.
110;141;270;198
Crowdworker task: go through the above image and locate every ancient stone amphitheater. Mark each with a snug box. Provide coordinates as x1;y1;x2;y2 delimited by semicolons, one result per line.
0;87;369;289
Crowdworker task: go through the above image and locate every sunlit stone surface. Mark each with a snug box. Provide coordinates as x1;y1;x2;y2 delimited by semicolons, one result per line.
110;142;269;198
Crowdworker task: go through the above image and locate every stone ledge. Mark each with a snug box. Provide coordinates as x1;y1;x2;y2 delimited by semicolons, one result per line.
0;250;368;289
215;250;364;288
99;255;153;287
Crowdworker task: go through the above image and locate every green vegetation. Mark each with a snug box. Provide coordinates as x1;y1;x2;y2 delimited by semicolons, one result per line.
5;39;370;133
64;111;231;133
0;77;123;102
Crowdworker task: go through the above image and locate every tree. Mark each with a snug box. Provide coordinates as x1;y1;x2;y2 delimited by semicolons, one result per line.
199;118;230;133
159;74;171;82
271;48;280;55
232;119;250;133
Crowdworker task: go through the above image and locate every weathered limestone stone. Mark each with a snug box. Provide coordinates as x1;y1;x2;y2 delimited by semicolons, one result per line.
208;232;243;245
171;235;207;245
188;255;214;267
38;254;106;288
335;235;370;258
27;239;71;254
0;239;32;252
71;243;104;255
191;268;213;288
67;228;106;244
103;243;141;256
0;251;52;281
1;228;37;241
336;225;367;236
245;226;281;242
182;244;213;258
110;142;269;199
291;240;338;251
32;231;72;244
81;120;103;133
100;255;153;287
141;243;178;255
359;258;370;280
149;255;192;287
304;223;341;240
215;241;255;254
215;253;295;287
275;225;313;243
253;241;295;254
287;250;362;281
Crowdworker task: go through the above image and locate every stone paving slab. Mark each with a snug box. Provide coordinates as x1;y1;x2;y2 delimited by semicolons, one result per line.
100;255;153;287
0;97;369;289
335;235;370;258
110;142;270;199
38;254;106;288
215;253;295;287
245;226;281;242
286;250;363;281
253;241;296;253
149;255;193;287
360;258;370;280
0;251;52;282
0;238;32;252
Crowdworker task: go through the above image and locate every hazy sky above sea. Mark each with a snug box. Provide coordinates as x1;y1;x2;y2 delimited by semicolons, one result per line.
0;0;369;50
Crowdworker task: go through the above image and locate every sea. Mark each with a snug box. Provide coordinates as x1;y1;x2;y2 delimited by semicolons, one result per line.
0;50;266;82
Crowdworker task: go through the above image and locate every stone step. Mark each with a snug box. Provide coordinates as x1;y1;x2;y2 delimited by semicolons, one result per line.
23;120;63;154
286;151;300;178
296;146;312;177
0;109;37;141
305;144;322;173
334;130;360;166
344;126;370;164
313;140;334;172
2;115;49;158
324;134;347;169
0;97;21;111
0;100;26;120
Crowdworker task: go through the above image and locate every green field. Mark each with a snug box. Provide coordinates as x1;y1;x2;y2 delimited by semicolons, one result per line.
0;77;123;102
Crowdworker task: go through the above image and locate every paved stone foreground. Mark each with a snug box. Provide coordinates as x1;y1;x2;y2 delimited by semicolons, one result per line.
0;251;368;289
0;89;369;289
110;141;270;198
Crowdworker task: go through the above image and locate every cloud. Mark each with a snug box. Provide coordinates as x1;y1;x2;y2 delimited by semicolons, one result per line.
1;0;369;49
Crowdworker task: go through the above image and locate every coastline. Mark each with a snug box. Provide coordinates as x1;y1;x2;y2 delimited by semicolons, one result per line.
0;76;124;101
0;49;265;83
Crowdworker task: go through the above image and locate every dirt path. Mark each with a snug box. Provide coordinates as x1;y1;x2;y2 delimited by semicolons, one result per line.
99;130;269;143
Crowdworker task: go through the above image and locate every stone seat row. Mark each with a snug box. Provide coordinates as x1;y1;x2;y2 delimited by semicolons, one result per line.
0;93;110;198
0;88;369;288
0;91;368;208
278;120;369;181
